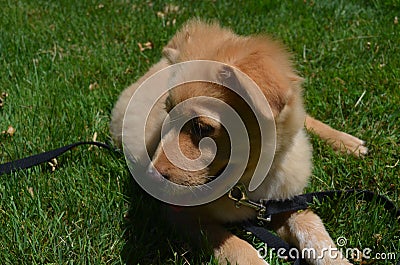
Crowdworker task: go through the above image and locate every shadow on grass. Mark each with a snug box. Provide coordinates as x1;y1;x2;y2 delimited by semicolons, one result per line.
120;174;206;265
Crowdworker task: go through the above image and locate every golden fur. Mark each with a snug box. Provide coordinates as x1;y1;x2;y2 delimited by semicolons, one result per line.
110;20;367;265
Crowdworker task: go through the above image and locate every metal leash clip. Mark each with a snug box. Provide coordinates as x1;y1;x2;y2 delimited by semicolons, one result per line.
228;183;271;222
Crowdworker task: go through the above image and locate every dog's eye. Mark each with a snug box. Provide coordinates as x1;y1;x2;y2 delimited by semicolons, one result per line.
190;119;215;138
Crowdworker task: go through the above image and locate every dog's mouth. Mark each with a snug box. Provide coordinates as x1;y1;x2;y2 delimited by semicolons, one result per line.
147;165;228;187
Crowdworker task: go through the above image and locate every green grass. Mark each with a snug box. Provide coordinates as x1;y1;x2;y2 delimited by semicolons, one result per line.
0;0;399;264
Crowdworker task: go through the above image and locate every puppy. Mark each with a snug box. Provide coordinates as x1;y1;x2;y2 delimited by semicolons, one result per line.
110;20;367;265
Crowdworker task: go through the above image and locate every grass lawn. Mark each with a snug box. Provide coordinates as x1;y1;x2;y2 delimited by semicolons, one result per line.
1;0;399;264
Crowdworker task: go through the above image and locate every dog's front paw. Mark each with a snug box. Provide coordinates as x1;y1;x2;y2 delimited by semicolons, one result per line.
312;248;353;265
214;237;269;265
321;258;353;265
332;260;353;265
215;253;269;265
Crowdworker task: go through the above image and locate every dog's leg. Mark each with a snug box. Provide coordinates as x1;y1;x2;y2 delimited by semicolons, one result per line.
170;209;269;265
272;209;351;265
305;115;368;157
205;223;269;265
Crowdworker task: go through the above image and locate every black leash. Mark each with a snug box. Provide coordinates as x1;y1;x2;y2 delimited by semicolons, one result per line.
242;220;307;265
0;141;120;175
229;183;400;222
228;184;400;264
261;189;400;219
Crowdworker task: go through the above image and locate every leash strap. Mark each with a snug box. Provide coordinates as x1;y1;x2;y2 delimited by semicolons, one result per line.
242;221;307;265
242;189;400;264
0;141;119;175
262;189;400;219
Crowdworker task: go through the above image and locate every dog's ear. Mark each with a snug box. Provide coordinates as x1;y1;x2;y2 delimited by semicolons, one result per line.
162;47;180;64
162;27;191;64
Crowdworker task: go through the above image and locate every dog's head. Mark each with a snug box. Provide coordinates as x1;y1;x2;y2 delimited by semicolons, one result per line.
147;20;305;189
148;63;273;188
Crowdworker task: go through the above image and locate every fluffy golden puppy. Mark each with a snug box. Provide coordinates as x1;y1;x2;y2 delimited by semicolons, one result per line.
110;20;367;265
